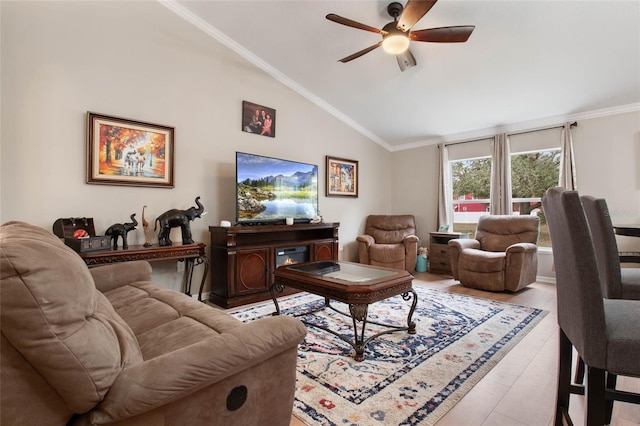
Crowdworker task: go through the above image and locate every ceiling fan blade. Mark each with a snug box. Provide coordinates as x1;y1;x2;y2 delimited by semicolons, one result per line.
338;42;383;63
410;26;475;42
397;0;438;32
397;49;417;72
326;14;385;35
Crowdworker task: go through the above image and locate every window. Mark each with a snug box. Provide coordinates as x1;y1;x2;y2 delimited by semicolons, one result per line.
445;129;562;245
451;157;491;235
511;149;560;247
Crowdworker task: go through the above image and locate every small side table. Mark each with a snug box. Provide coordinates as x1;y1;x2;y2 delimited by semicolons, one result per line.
79;243;210;301
428;232;469;275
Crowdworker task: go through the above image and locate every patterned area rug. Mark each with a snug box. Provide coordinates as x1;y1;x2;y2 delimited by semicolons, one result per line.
230;286;547;426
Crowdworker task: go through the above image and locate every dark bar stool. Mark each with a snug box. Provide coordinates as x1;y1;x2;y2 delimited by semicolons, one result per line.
543;187;640;426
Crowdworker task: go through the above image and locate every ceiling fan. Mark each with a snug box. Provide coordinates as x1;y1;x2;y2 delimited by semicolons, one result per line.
326;0;475;71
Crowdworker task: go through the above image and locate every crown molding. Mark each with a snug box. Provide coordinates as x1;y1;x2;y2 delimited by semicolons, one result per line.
390;102;640;152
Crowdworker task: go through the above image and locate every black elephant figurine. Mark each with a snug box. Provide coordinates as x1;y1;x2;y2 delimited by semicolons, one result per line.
105;213;138;250
155;196;204;246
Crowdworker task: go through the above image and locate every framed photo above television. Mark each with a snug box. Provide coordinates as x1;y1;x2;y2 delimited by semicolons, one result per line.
242;101;276;138
86;112;174;188
326;156;358;197
236;152;318;225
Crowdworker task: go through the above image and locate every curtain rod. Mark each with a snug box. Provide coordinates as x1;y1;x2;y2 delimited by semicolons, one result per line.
508;121;577;137
443;121;578;147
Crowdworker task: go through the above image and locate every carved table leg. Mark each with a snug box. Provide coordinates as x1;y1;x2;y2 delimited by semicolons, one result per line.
349;303;370;362
403;289;418;334
183;258;195;296
269;283;285;316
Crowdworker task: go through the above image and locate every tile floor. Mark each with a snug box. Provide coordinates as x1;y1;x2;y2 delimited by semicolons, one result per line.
289;272;640;425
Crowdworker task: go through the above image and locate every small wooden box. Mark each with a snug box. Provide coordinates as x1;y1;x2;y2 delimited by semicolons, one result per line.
52;217;111;253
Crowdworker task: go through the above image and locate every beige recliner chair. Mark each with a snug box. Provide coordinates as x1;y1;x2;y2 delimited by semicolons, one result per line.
448;215;539;292
1;221;306;426
357;215;419;272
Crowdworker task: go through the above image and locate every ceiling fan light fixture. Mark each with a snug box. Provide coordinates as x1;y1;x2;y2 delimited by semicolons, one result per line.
382;33;410;54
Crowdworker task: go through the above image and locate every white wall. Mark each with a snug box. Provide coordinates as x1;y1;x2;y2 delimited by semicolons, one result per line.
572;112;640;251
389;143;440;247
0;1;392;292
392;110;640;280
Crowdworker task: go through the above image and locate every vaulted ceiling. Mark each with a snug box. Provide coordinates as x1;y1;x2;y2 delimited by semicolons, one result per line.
167;1;640;151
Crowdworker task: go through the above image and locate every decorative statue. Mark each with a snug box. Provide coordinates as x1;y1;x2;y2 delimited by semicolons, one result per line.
105;213;138;250
154;196;204;246
142;205;152;247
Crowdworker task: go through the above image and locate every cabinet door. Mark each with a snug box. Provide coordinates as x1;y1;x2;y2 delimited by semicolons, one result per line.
313;241;335;261
234;248;270;295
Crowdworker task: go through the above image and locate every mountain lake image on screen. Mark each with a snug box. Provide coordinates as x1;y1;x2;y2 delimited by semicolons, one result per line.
235;152;319;225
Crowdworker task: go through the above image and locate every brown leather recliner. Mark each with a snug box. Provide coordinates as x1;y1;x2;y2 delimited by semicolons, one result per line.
357;215;419;272
1;221;306;426
448;215;540;292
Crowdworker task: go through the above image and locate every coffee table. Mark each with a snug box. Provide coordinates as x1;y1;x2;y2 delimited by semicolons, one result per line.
271;261;417;361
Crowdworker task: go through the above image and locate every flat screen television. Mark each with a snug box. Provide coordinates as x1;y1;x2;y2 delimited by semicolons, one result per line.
236;152;319;225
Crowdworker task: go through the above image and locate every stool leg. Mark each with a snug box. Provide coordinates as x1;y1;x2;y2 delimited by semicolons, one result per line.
556;329;573;426
585;366;606;426
574;356;585;384
605;373;617;425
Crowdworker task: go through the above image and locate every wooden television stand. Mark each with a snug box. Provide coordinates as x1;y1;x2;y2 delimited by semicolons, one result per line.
208;222;339;308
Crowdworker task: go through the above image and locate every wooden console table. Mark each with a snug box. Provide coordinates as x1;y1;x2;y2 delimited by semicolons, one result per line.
79;243;210;301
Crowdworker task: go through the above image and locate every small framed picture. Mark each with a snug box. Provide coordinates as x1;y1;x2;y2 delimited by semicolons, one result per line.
326;156;358;197
86;112;174;188
439;225;450;232
242;101;276;138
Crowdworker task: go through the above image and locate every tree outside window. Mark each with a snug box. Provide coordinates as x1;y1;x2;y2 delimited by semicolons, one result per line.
451;157;491;236
450;149;560;247
511;149;560;247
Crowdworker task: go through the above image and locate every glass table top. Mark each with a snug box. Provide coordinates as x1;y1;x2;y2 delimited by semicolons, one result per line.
286;261;399;283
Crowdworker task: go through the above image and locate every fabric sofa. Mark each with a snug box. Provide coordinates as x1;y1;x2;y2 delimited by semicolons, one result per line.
448;215;539;292
0;221;307;426
357;214;419;272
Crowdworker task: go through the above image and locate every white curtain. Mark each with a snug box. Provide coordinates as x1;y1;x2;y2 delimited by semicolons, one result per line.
558;122;577;190
437;143;452;230
489;133;512;215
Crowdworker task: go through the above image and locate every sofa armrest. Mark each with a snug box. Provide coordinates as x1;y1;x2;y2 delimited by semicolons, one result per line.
448;239;481;251
356;235;374;246
505;243;539;292
402;235;419;247
90;261;153;293
505;242;538;254
403;235;419;271
448;239;481;279
357;235;375;264
89;315;307;424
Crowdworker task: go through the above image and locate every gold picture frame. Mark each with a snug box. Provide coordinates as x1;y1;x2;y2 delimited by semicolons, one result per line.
86;112;175;188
